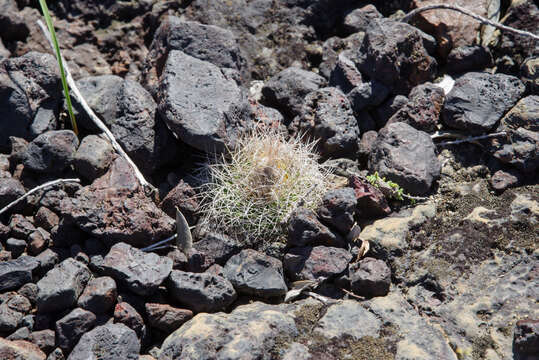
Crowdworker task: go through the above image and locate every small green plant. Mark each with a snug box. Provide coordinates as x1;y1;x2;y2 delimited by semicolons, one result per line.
38;0;78;135
366;171;412;203
198;129;332;244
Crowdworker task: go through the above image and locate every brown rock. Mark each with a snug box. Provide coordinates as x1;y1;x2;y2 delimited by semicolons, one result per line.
410;0;488;58
145;303;193;333
159;179;199;226
0;338;46;360
62;158;175;247
34;207;59;232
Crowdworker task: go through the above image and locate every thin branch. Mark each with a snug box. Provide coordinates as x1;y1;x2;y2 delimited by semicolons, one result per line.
37;20;153;191
436;131;507;146
0;178;80;215
401;4;539;41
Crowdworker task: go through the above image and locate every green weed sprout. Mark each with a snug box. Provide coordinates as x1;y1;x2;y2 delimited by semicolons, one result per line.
38;0;78;135
367;171;410;203
198;129;332;244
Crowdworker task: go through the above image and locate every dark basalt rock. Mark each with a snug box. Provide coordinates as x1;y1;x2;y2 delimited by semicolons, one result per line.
167;270;237;313
224;249;287;298
262;67;327;120
0;52;60;152
369;122;441;195
67;323;140;360
158;50;252;153
290;87;359;159
442;72;525;134
353;18;437;95
101;243;172;297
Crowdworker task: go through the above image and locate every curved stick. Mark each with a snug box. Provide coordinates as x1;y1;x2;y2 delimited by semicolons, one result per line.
0;178;80;215
401;4;539;41
37;20;153;190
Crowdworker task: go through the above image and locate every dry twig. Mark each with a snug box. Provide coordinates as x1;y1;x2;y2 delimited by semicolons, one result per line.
433;131;507;146
37;20;152;191
0;178;80;215
401;4;539;41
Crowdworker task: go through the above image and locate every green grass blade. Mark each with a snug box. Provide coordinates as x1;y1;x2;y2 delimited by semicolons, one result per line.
38;0;78;135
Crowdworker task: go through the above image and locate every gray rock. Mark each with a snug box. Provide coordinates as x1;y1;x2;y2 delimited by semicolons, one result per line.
27;229;50;256
159;301;297;360
0;52;60;151
47;348;64;360
387;82;445;133
224;249;287;298
287;207;345;248
369;122;441;195
145;303;193;334
193;232;242;269
347;80;389;113
350;257;391;298
0;302;24;332
446;45;492;74
18;283;38;306
284;246;352;281
6;326;31;341
328;52;363;94
487;95;539;174
0;256;39;292
77;276;117;314
9;214;36;239
61;158;175;247
315;300;381;340
167;270;237;313
35;249;59;275
142;16;246;96
6;238;26;258
28;329;55;354
74;75;173;175
158;50;252;153
73;135;114;181
373;94;408;129
159;179;199;226
0;338;46;360
282;342;311;360
317;187;357;235
55;308;96;352
290;87;359;159
67;323;140;360
113;301;146;340
262;67;327;119
364;290;457;359
354;19;437;94
442;72;525;134
0;178;25;210
513;319;539;357
510;194;538;226
520;57;538;93
23;130;79;174
342;4;382;34
489;169;521;192
101;243;172;297
36;258;91;313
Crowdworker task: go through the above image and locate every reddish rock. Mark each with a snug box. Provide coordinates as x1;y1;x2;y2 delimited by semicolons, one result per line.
114;302;146;339
61;158;175;247
9;214;36;239
0;338;46;360
77;276;117;314
348;176;391;219
145;303;193;333
410;0;488;58
27;228;50;256
284;246;352;281
34;207;59;232
159;179;199;226
489;170;521;193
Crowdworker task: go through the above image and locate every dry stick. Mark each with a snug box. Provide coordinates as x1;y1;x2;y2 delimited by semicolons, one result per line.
0;178;80;215
401;4;539;41
37;20;152;191
436;131;507;146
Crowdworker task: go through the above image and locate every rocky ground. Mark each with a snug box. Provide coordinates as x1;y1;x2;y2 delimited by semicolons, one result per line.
0;0;538;359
